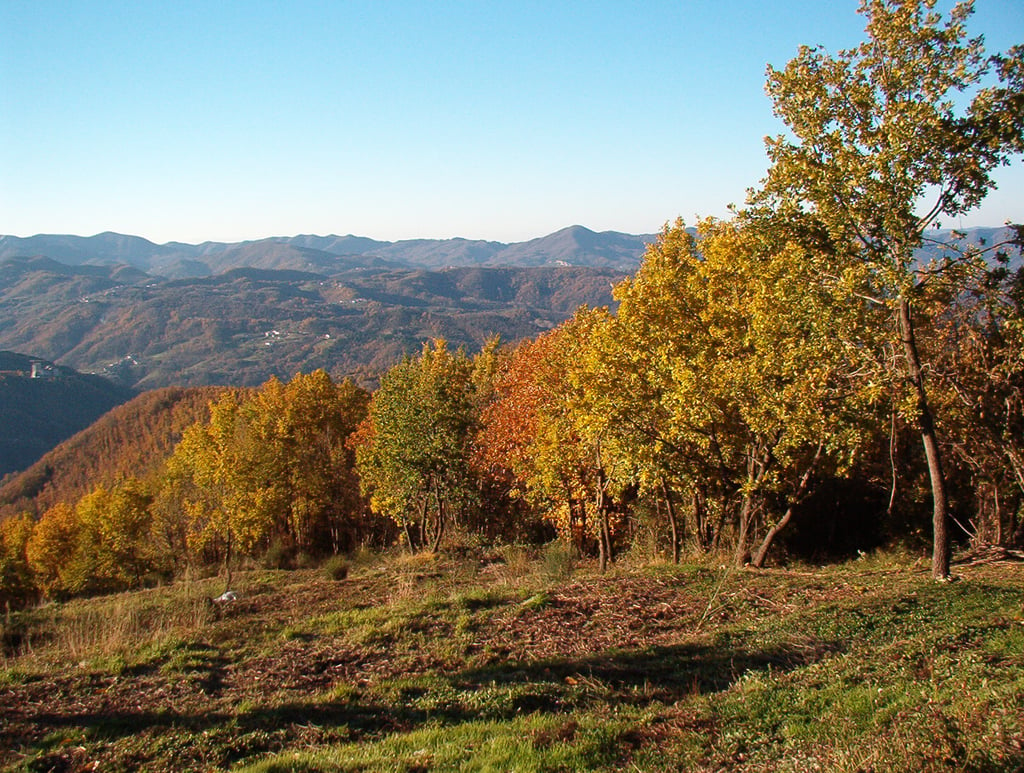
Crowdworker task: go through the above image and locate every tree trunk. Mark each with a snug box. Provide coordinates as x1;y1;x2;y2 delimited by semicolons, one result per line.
223;529;233;594
600;508;612;571
711;494;728;551
661;479;681;564
899;297;951;580
734;493;754;568
693;488;708;552
576;499;587;555
418;496;429;550
595;474;611;573
734;447;773;567
430;480;446;553
993;484;1002;546
751;441;824;568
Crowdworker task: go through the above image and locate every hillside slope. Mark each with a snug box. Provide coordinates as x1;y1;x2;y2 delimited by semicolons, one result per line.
0;352;135;479
0;385;236;520
0;262;624;389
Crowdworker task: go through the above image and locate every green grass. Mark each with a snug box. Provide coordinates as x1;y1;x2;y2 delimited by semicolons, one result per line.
2;551;1023;772
242;711;647;772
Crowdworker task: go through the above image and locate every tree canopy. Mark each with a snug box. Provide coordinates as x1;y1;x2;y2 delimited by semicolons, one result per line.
751;0;1024;578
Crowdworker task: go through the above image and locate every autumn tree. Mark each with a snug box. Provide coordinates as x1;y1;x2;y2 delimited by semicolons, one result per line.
168;390;279;578
247;371;370;554
751;0;1024;578
463;335;533;540
24;502;79;598
600;219;877;567
553;307;634;570
354;340;477;552
474;335;562;541
164;370;368;578
925;256;1024;545
593;225;720;561
0;512;37;608
71;479;155;591
476;313;629;569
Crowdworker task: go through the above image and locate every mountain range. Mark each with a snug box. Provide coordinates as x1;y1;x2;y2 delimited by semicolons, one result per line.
0;256;628;392
0;225;657;278
0;224;1018;480
1;226;1018;393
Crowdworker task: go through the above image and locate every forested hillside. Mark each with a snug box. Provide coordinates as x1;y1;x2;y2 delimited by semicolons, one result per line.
0;385;236;522
0;259;625;389
0;352;135;478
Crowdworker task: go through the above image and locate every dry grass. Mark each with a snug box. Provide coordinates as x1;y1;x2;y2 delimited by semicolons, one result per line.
2;576;219;670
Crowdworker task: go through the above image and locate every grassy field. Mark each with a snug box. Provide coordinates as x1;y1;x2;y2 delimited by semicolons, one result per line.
1;546;1023;772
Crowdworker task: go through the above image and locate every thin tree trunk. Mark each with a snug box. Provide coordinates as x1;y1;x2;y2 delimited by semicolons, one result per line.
693;488;708;552
751;441;824;568
992;483;1002;546
899;297;951;580
734;448;772;568
430;482;446;553
595;475;610;572
600;507;612;571
661;479;681;564
224;529;233;594
734;494;754;568
593;443;615;573
421;496;430;550
712;495;728;551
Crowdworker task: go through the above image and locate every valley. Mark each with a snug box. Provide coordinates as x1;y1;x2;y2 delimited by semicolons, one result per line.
0;260;627;390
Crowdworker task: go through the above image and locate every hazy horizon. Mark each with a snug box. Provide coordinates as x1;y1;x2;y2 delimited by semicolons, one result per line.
3;1;1022;245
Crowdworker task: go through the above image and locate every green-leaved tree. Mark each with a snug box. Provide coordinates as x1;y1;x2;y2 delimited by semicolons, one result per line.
751;0;1024;578
354;340;477;552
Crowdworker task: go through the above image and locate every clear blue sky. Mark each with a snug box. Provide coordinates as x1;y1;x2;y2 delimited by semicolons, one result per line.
2;0;1022;244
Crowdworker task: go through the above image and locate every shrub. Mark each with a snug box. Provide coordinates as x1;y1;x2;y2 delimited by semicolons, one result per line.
541;540;576;582
322;555;350;581
262;539;293;570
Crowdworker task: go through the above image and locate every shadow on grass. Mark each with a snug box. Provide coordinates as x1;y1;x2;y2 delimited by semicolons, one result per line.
9;634;842;752
7;703;473;772
13;700;475;770
455;636;843;706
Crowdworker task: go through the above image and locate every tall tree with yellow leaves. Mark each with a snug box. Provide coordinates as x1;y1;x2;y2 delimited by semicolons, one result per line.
752;0;1024;578
601;219;877;567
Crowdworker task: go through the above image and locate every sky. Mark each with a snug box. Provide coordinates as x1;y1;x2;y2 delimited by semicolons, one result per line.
2;1;1022;245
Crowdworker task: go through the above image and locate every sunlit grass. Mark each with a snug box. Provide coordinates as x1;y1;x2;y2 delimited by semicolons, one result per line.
1;576;220;672
240;710;647;773
2;550;1023;772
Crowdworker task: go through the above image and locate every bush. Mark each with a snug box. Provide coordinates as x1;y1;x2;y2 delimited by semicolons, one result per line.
262;539;293;570
322;555;350;581
541;540;576;582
